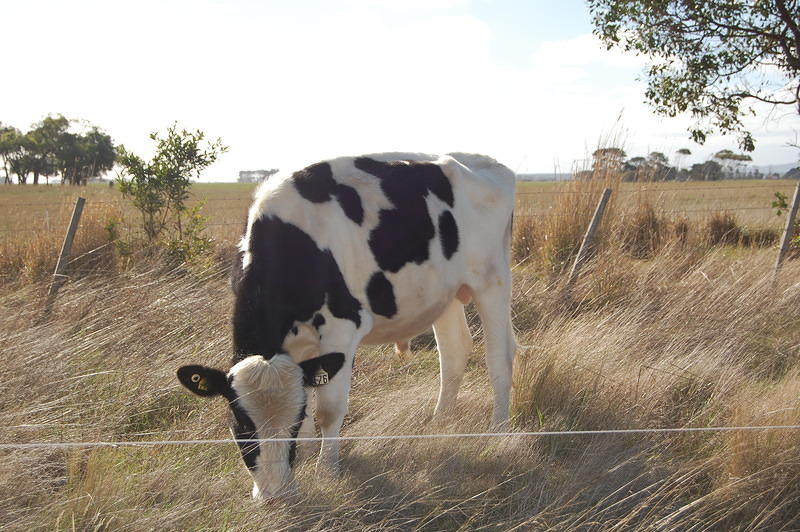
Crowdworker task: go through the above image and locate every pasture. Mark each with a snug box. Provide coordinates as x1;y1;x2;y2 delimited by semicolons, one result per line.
2;177;800;530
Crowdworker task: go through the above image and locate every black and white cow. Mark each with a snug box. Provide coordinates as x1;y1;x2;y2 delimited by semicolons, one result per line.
177;152;516;499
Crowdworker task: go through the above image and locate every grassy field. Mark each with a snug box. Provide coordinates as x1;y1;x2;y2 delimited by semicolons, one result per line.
0;178;795;283
2;177;800;530
0;178;796;235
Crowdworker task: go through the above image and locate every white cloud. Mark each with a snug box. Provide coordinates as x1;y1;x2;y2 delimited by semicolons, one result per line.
344;0;469;10
2;3;796;179
530;33;647;71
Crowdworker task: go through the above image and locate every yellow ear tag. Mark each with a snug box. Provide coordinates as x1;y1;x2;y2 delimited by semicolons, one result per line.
313;368;329;386
191;373;208;391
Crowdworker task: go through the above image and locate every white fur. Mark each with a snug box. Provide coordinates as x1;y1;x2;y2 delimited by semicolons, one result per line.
228;355;305;499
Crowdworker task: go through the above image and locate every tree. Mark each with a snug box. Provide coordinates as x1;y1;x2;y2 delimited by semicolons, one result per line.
627;156;647;169
674;148;692;171
647;151;668;166
647;151;675;180
73;126;116;185
0;127;32;184
53;122;116;185
0;124;18;184
592;147;628;174
0;116;115;185
117;124;227;244
26;115;68;185
713;149;753;177
589;0;800;152
689;160;723;180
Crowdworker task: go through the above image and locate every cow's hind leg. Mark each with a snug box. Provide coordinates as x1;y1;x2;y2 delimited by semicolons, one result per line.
473;275;516;427
432;298;473;418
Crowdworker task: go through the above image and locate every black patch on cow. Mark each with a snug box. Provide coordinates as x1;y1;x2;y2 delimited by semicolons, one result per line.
312;313;326;329
233;216;362;361
299;352;346;386
227;380;260;471
230;249;246;294
438;210;459;259
293;162;364;225
354;157;454;273
333;184;364;225
366;271;397;318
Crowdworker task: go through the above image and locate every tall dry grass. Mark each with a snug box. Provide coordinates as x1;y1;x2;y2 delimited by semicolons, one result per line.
0;202;123;286
2;174;799;529
512;165;781;276
2;243;800;529
513;165;623;274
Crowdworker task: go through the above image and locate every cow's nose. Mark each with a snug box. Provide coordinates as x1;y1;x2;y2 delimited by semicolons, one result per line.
251;482;300;502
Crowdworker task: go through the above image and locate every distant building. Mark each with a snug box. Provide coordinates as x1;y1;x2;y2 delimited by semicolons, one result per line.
238;169;279;183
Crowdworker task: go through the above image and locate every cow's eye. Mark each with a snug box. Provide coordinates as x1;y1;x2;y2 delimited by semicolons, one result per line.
191;374;201;383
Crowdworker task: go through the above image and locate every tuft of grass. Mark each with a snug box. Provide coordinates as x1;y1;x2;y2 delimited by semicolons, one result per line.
617;198;665;259
706;211;742;246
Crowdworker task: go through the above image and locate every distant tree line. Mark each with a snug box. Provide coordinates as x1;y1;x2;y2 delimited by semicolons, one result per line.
0;115;115;185
585;147;796;182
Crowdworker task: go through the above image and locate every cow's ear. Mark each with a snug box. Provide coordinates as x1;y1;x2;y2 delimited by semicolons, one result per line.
177;365;230;397
299;352;345;387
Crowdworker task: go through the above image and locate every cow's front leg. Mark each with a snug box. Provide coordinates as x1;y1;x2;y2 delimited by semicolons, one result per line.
310;313;365;475
297;391;316;441
313;351;353;474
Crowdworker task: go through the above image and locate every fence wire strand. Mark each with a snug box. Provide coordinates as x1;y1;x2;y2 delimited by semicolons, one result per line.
2;424;799;450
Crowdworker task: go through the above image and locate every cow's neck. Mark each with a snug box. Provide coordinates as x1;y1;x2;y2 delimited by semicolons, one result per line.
232;287;292;362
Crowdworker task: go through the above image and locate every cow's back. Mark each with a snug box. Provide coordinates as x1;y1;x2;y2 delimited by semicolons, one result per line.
242;152;515;346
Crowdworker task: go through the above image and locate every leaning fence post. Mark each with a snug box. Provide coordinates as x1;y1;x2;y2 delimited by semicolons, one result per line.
567;188;612;287
774;182;800;280
45;197;85;310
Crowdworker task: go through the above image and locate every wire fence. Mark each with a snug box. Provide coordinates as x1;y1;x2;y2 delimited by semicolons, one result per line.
0;181;795;206
2;424;800;451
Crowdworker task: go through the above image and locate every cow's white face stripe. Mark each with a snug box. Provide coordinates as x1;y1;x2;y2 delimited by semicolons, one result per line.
228;355;305;499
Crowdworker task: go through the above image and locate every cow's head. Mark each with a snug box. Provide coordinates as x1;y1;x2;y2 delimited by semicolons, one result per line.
176;353;343;500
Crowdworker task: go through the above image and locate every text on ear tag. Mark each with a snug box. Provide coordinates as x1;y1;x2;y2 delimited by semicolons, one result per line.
314;368;329;386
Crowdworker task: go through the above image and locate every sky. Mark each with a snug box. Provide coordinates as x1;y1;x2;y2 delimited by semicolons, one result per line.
1;0;798;180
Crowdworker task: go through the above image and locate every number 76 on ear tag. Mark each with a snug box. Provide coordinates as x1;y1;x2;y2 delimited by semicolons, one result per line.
314;369;329;386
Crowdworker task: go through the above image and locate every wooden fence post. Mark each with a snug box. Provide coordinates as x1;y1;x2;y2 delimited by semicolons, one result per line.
567;188;612;287
44;197;85;310
774;182;800;280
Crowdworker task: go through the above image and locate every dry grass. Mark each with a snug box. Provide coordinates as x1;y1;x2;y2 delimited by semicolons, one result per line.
511;169;784;277
0;176;792;285
1;243;800;529
0;202;123;285
513;167;622;274
2;177;800;530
